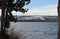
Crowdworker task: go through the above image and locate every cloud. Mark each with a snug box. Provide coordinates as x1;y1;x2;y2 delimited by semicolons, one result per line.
25;4;58;16
0;4;58;16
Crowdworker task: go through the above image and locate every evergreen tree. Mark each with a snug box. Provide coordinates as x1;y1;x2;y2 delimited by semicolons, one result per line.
0;0;30;39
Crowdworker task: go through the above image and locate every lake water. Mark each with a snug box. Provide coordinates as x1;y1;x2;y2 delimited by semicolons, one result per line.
10;22;58;39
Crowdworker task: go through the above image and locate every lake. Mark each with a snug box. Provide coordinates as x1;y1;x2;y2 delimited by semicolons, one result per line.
10;22;58;39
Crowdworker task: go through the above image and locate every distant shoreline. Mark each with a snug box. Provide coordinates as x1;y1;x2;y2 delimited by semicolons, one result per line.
0;15;58;22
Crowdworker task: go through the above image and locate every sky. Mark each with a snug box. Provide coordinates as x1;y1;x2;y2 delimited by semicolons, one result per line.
25;0;58;8
0;0;58;16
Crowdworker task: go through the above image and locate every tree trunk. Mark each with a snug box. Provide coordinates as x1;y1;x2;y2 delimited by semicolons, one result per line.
58;0;60;39
1;0;7;39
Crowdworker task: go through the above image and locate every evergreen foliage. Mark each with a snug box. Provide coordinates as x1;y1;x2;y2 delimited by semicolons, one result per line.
0;0;30;39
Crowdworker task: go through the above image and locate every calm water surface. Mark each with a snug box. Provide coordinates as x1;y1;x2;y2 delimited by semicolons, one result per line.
10;22;58;39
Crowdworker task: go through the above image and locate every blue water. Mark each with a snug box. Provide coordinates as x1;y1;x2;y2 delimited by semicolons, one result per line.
10;22;58;39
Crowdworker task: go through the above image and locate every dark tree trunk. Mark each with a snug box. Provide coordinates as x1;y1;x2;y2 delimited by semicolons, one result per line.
0;0;9;39
58;0;60;39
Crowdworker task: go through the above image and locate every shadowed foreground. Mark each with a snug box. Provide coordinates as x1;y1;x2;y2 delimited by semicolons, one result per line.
0;28;25;39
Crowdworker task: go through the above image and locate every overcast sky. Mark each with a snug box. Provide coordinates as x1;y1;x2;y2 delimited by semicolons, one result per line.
0;0;58;16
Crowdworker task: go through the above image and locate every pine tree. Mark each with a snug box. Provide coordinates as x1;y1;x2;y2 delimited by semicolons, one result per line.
0;0;30;39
